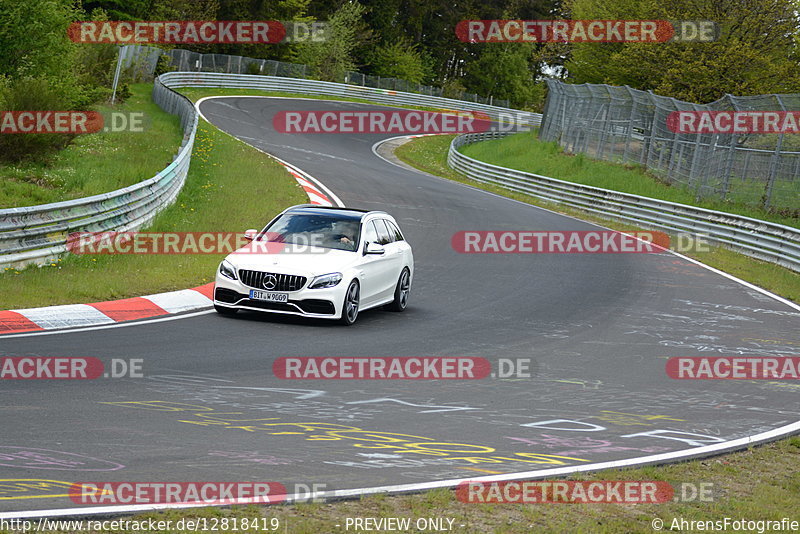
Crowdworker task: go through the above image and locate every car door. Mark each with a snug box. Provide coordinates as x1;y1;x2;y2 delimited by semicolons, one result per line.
384;218;412;275
373;219;405;301
358;220;396;307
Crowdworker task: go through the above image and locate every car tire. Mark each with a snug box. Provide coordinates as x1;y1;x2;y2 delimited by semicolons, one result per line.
340;279;360;325
214;304;238;316
386;268;411;312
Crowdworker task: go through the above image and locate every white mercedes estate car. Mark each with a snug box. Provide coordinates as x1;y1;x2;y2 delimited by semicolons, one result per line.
214;205;413;325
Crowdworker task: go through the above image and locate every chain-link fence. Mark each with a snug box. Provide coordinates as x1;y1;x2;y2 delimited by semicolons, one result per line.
120;45;509;108
540;79;800;211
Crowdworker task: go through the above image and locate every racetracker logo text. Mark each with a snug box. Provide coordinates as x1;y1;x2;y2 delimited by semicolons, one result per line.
667;111;800;134
273;110;492;134
273;357;492;379
69;482;287;505
451;231;669;253
455;20;718;43
456;480;674;503
0;357;143;380
65;232;325;255
667;357;800;379
68;21;285;44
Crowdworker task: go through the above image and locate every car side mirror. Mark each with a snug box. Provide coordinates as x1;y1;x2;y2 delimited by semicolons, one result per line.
364;242;385;255
243;229;259;241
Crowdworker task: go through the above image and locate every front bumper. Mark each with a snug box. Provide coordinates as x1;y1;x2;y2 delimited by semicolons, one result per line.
214;273;345;319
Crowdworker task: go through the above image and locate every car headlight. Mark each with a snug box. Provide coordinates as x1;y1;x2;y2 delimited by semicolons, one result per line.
308;272;342;289
219;259;238;280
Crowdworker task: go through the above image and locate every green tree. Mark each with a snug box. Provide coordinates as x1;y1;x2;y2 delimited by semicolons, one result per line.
562;0;800;102
465;41;544;108
80;0;154;20
368;40;431;83
0;0;79;84
292;1;368;81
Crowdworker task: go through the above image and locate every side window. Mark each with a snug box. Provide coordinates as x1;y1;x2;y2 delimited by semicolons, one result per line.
362;220;379;245
373;219;393;245
385;220;404;242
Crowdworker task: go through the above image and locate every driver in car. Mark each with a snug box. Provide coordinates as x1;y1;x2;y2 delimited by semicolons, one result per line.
331;220;359;250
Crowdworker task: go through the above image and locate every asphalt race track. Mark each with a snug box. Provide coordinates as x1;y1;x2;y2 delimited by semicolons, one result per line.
1;97;799;516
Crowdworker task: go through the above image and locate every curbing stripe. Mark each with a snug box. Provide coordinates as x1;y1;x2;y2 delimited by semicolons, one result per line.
306;191;333;206
0;311;43;334
0;101;336;335
143;289;214;315
89;297;169;323
191;282;215;300
14;304;115;330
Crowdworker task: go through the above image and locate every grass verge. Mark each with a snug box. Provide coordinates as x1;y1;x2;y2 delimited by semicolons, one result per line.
459;131;799;229
0;84;454;309
395;134;800;302
9;437;799;533
1;93;798;533
0;84;183;208
0;115;306;309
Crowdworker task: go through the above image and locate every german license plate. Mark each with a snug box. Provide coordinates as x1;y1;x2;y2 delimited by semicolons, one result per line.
250;290;288;303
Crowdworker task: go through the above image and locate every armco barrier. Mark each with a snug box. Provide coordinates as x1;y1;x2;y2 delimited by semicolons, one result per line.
157;72;542;126
6;71;796;274
0;72;537;269
448;132;800;273
0;78;198;269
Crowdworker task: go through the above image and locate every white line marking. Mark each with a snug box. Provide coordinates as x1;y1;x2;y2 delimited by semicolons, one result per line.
4;101;797;517
195;96;343;208
0;309;215;339
3;419;799;519
371;134;800;313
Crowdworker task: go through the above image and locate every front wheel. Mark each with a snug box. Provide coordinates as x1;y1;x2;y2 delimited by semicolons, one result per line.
339;279;360;325
386;268;411;312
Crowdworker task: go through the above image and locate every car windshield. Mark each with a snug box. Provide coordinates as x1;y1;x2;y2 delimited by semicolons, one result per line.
264;212;361;251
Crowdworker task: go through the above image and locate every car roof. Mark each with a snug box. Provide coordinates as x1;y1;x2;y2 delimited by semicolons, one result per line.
285;205;389;220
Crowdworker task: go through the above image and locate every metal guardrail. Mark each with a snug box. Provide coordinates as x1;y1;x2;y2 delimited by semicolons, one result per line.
0;71;536;269
0;78;198;269
159;72;542;126
448;132;800;273
7;70;796;275
122;44;513;108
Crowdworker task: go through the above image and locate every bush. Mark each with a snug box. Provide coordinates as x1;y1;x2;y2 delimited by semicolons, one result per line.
154;54;175;77
245;61;263;75
0;78;75;163
441;79;467;100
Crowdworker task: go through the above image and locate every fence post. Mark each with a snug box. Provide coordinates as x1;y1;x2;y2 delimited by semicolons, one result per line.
644;91;659;168
686;103;706;198
765;134;784;210
110;46;125;104
621;86;636;163
596;102;611;159
764;95;787;209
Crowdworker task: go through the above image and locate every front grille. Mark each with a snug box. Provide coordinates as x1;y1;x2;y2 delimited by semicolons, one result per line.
238;270;307;291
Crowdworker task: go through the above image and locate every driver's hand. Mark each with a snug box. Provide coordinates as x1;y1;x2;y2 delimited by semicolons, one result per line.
339;236;352;243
